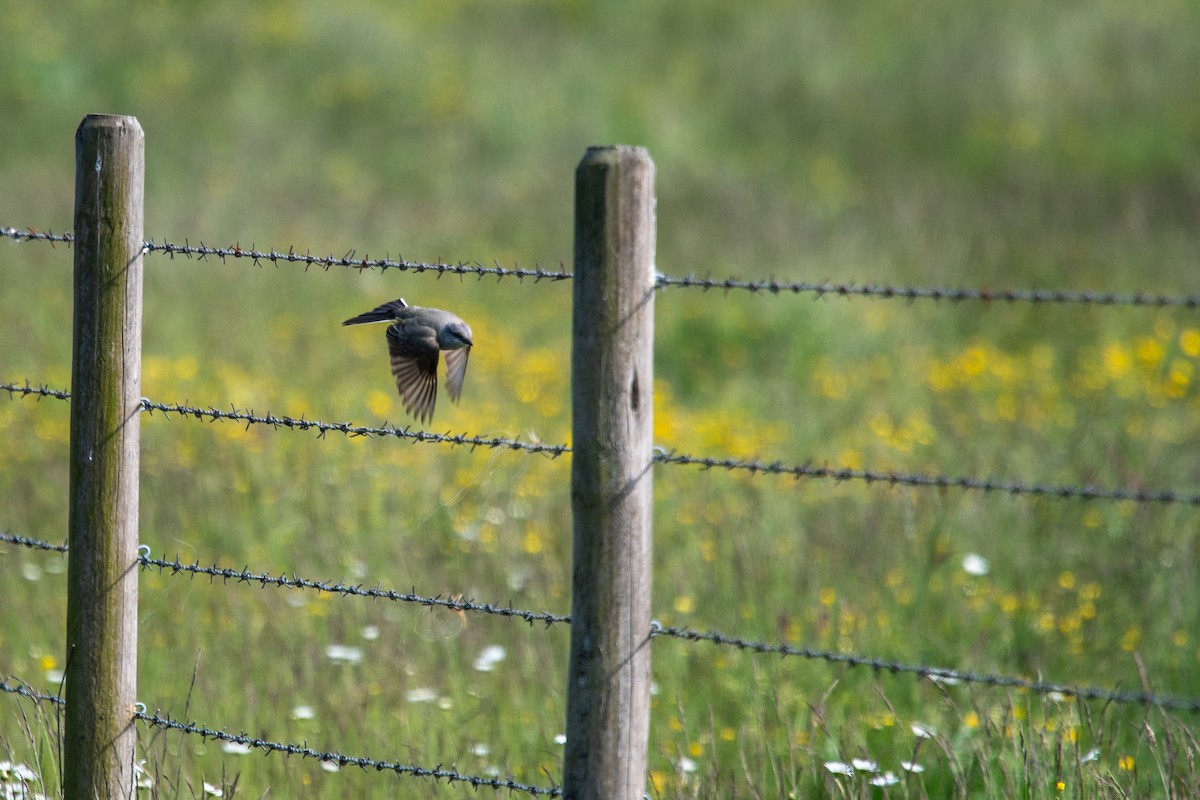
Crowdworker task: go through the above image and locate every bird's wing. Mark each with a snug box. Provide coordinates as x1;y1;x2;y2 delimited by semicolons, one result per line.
387;324;441;423
342;297;409;326
443;347;470;404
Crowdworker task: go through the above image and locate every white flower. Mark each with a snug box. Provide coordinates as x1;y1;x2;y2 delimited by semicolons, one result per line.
0;762;37;781
320;760;340;773
1080;748;1101;764
962;553;990;576
361;625;380;641
202;782;223;797
405;687;438;703
325;644;363;665
851;758;877;772
824;761;854;776
473;645;506;672
292;705;315;720
679;757;697;774
901;761;925;773
133;760;154;790
220;741;252;755
554;733;567;745
871;772;900;786
470;743;491;757
912;723;938;738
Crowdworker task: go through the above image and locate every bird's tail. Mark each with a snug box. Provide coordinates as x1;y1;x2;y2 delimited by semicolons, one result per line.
341;297;409;326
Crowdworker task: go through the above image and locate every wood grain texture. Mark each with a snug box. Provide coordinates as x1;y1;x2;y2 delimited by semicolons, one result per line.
564;146;656;800
65;114;144;800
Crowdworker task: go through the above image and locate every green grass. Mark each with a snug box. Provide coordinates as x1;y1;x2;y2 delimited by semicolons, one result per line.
3;0;1200;797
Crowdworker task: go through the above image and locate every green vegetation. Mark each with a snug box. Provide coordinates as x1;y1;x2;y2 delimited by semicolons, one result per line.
2;1;1200;797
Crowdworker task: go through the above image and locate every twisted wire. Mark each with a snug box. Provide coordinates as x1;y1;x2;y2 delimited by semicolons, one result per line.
0;381;71;401
654;272;1200;307
0;679;64;706
10;225;1200;307
140;553;571;627
654;450;1200;506
4;528;1198;713
1;227;570;282
138;397;570;457
0;531;68;553
136;710;562;796
651;623;1200;712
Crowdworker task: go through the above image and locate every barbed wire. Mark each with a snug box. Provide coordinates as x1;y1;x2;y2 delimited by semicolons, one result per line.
654;273;1200;307
0;531;68;553
10;226;1200;308
1;227;74;247
135;709;562;796
650;623;1200;712
5;380;1193;507
5;528;1199;715
0;226;571;283
0;678;64;706
653;450;1200;507
138;397;570;457
142;239;573;284
139;551;571;627
0;381;71;401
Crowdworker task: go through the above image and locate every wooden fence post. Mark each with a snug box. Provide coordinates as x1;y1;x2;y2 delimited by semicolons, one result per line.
64;114;144;800
564;146;656;799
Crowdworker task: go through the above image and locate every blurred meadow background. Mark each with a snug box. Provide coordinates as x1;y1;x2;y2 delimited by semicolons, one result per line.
3;1;1200;797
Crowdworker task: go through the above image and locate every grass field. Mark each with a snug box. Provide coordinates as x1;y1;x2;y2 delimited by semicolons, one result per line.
3;1;1200;797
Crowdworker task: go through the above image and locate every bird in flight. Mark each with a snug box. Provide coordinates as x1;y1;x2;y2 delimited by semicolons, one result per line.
342;298;473;424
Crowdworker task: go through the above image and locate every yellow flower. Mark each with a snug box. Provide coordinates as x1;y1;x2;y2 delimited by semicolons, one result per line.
1180;328;1200;358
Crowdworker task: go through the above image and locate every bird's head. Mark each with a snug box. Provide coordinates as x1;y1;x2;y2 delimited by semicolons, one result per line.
440;321;474;350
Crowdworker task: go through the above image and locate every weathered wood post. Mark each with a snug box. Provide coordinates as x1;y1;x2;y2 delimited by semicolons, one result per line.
564;146;656;799
64;114;144;800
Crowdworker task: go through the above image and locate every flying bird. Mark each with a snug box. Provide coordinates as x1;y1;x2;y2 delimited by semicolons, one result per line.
342;298;473;424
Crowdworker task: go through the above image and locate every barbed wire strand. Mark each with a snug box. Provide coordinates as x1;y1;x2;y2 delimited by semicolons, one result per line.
650;623;1200;712
654;273;1200;308
4;382;1194;506
0;531;68;552
3;530;1196;714
0;530;568;625
137;397;570;457
9;226;1200;308
135;709;562;796
0;381;71;401
653;450;1200;506
0;226;571;283
0;679;64;706
139;552;571;627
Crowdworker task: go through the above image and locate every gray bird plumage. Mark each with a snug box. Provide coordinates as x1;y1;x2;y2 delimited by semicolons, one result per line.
342;298;473;424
